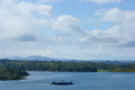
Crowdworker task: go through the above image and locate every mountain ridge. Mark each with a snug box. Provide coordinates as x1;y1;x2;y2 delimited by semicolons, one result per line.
3;56;135;64
4;56;70;61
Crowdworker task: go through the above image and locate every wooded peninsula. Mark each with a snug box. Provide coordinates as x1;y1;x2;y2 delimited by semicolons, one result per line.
0;59;135;80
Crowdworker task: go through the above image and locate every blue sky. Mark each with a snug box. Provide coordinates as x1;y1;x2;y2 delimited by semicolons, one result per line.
0;0;135;60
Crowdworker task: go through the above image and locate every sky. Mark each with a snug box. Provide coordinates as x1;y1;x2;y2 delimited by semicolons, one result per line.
0;0;135;60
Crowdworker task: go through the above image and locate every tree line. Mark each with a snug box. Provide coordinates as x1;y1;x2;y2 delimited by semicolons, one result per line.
0;59;135;73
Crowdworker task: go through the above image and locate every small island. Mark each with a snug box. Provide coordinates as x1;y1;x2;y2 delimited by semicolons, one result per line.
0;67;28;80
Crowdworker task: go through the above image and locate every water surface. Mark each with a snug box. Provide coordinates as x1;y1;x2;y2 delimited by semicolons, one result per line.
0;71;135;90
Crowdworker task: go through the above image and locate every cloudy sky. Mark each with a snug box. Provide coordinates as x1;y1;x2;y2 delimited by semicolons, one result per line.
0;0;135;60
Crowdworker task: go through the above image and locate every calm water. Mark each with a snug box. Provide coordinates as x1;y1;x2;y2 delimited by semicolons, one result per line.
0;71;135;90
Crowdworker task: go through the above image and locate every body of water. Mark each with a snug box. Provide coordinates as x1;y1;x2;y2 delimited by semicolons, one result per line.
0;71;135;90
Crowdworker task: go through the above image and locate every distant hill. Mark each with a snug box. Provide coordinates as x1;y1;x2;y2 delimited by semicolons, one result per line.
3;56;135;64
4;56;60;61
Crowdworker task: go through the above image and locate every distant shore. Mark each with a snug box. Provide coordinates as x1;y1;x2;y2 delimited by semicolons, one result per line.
0;59;135;80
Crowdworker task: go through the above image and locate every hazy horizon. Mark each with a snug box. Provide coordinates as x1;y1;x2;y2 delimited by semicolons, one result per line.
1;55;135;61
0;0;135;60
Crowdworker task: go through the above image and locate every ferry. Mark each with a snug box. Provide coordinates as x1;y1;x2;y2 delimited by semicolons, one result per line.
51;80;73;85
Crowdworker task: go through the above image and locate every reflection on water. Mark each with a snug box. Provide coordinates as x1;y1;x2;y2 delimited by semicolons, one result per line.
0;71;135;90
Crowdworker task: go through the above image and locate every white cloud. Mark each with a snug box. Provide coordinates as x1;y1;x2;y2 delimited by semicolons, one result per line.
84;0;122;4
96;8;135;23
40;0;60;3
52;15;80;31
18;1;52;15
97;8;135;38
80;8;135;48
79;26;120;46
52;15;85;36
0;0;52;41
0;0;135;60
0;0;86;59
